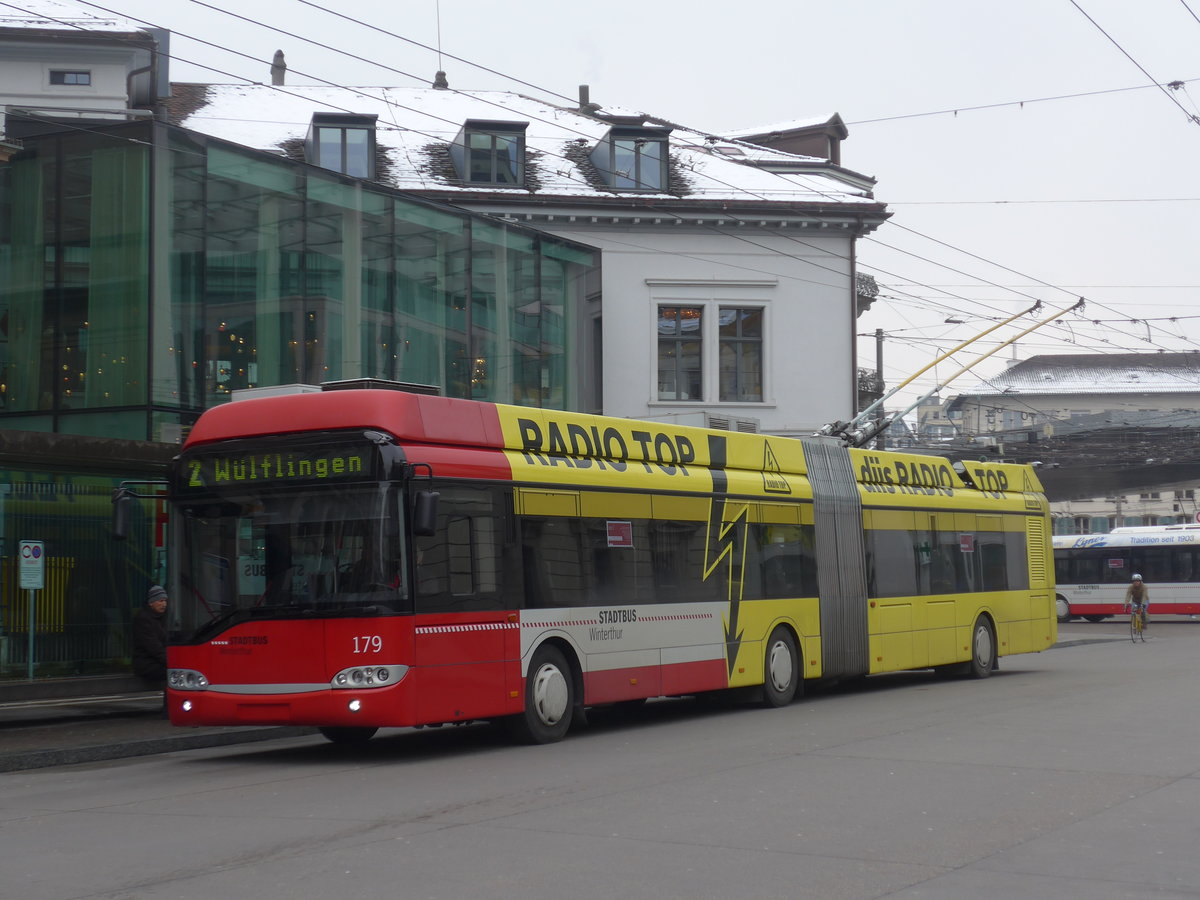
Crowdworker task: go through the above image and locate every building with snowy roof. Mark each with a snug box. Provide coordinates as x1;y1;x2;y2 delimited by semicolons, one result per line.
944;353;1200;532
945;353;1200;440
165;72;889;434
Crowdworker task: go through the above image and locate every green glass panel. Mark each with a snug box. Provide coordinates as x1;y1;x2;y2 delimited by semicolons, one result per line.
55;410;146;438
0;468;161;680
208;145;300;193
0;415;53;431
163;130;207;409
0;154;46;412
83;145;149;408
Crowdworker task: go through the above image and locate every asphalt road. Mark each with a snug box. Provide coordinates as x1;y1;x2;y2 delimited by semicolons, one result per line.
3;619;1199;900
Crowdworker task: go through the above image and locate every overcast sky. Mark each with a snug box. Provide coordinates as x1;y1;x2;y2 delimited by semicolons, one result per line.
23;0;1200;414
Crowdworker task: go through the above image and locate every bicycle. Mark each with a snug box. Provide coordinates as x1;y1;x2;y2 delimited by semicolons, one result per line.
1127;605;1147;643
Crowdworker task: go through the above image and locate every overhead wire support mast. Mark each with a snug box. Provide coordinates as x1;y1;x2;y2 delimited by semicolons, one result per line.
829;299;1085;449
817;300;1043;443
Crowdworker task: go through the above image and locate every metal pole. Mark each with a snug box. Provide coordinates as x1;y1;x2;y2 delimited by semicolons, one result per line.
26;588;34;680
875;328;885;450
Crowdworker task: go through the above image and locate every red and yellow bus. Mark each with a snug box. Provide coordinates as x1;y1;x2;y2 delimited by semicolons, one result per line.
162;383;1056;744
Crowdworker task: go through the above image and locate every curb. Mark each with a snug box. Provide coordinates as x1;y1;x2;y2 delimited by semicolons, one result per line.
0;726;317;774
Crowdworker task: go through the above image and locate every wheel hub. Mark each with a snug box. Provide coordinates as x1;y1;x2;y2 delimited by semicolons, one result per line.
531;663;569;726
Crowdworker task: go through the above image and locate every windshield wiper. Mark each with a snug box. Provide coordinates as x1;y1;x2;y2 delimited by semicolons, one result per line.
189;603;299;642
190;606;251;643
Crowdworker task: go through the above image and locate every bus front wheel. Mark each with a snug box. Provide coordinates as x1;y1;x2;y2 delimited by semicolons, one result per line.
762;626;800;707
509;644;574;744
969;616;996;679
1056;595;1071;623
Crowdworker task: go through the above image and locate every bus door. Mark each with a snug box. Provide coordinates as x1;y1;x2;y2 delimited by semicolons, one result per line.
922;514;957;668
412;484;517;723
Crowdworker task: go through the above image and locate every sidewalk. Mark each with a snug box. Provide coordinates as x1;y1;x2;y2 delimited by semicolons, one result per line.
0;691;315;773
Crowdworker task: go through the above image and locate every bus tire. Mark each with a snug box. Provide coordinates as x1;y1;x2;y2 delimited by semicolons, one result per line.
762;626;800;707
509;644;574;744
318;726;378;745
1056;595;1071;623
969;615;996;679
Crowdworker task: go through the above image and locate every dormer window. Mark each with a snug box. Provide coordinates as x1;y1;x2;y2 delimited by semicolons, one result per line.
592;126;670;190
452;120;527;186
306;113;377;179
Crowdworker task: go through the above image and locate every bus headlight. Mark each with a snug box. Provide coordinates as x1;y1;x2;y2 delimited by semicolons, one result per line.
330;664;408;689
168;669;209;691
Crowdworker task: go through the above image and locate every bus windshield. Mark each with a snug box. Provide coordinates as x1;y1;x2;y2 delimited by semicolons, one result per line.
173;484;409;643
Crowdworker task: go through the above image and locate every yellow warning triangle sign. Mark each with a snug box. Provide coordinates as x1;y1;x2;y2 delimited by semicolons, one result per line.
762;442;790;494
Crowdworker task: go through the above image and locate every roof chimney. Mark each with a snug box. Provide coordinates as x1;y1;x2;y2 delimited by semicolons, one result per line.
578;84;599;114
270;50;286;86
432;70;448;89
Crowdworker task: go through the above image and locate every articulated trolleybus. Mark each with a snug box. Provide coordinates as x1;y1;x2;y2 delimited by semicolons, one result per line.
164;383;1056;744
1053;525;1200;622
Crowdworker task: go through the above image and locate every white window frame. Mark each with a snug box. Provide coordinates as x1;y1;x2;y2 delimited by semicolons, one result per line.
646;280;775;406
48;69;92;86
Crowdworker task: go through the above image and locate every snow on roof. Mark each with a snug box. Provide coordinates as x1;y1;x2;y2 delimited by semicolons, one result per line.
0;0;146;34
170;84;880;205
956;353;1200;397
722;114;845;138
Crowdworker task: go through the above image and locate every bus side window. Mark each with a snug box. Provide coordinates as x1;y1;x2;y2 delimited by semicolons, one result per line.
865;529;919;598
416;484;508;612
521;517;589;608
1176;550;1196;583
1054;554;1069;585
753;523;816;599
979;537;1008;592
650;521;722;604
1139;550;1171;584
1004;530;1029;590
1101;553;1128;583
1073;550;1105;584
586;519;649;606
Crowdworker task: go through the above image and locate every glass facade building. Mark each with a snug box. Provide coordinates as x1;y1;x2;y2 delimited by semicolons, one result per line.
0;120;599;681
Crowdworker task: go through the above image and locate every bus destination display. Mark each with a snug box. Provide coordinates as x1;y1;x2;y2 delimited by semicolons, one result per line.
181;444;375;491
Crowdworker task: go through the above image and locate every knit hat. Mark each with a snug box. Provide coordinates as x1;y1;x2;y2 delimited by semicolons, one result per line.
147;585;167;603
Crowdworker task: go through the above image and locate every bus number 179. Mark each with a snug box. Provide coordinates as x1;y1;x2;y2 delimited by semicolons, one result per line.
353;635;383;653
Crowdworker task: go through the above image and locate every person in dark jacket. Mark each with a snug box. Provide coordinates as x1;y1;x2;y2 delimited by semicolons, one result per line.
132;584;168;686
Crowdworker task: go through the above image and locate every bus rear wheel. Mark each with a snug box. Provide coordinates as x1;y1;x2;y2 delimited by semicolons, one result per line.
762;626;800;707
509;644;574;744
319;726;378;745
969;615;996;679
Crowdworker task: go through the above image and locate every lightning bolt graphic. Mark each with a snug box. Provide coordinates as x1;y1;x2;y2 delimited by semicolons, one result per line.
703;435;750;677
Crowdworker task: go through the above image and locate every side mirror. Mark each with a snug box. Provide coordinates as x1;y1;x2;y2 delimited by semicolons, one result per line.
412;490;440;537
112;487;134;541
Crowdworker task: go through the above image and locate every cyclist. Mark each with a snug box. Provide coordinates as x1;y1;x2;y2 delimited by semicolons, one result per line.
1124;573;1150;630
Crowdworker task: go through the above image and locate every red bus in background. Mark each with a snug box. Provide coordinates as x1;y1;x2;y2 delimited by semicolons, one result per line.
1053;526;1200;621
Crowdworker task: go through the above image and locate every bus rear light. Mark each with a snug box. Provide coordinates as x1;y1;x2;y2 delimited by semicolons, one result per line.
168;669;209;691
331;664;408;689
